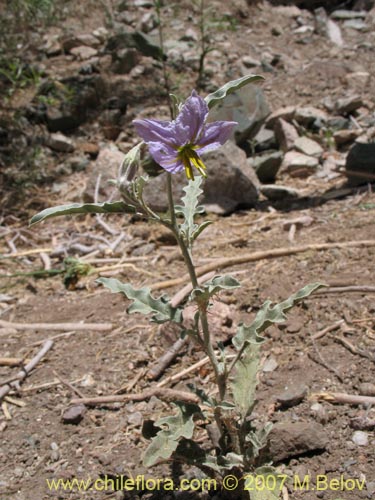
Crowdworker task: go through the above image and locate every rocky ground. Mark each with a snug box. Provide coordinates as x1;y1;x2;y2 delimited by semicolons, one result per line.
1;0;375;499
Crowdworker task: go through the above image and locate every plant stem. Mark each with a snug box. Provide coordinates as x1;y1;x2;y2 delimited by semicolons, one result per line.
165;173;225;402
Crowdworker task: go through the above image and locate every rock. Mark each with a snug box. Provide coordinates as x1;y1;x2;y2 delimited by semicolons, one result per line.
99;109;123;140
84;146;124;202
241;55;261;68
70;46;98;60
310;402;328;424
333;129;362;147
358;382;375;396
352;430;369;446
253;126;277;152
143;141;259;215
331;9;367;20
345;142;375;185
260;184;301;201
294;107;328;128
346;72;370;92
127;411;143;426
326;19;344;46
41;75;106;132
335;95;363;115
262;356;278;373
46;132;75;153
62;404;86;424
208;84;270;144
276;384;308;409
274;119;299;152
79;142;100;158
250;151;283;183
343;19;368;30
76;33;102;47
294;136;323;157
282;151;319;177
112;48;141;74
266;106;296;129
268;421;328;462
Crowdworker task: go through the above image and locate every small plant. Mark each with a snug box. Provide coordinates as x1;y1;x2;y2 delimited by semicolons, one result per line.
0;57;40;98
31;76;324;499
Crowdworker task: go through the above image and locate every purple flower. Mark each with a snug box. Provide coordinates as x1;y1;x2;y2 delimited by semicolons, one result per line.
133;91;237;180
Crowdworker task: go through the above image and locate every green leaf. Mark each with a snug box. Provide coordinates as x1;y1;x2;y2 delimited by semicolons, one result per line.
175;176;206;247
97;277;182;324
143;402;201;467
30;201;135;226
231;345;260;418
245;423;273;458
231;283;325;418
248;466;284;500
232;282;325;351
205;74;265;110
192;275;240;303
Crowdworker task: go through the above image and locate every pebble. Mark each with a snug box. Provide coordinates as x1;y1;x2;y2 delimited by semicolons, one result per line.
282;151;319;177
276;384;308;409
260;184;301;201
47;133;75;153
352;430;368;446
294;136;323;157
62;404;86;425
335;95;363;115
275;118;299;152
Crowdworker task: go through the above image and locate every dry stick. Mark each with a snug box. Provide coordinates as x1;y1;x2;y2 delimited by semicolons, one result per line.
312;392;375;406
0;340;53;400
21;377;84;394
53;371;86;399
312;320;345;340
71;388;199;406
0;247;53;258
0;320;112;331
147;272;215;381
333;335;375;362
0;358;30;367
150;240;375;291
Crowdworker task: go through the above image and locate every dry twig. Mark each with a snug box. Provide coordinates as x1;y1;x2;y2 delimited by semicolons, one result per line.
0;340;54;400
71;387;199;406
312;391;375;406
0;320;112;332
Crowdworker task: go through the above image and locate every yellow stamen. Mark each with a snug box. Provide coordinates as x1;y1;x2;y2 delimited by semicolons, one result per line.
178;145;207;181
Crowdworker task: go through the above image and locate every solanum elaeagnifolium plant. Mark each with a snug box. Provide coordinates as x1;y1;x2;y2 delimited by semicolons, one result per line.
31;75;324;499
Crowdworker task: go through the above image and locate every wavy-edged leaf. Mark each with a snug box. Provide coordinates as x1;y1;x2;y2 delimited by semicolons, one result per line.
175;177;206;247
231;345;260;418
143;402;201;467
232;282;325;351
192;275;240;302
30;201;135;226
205;74;264;110
248;466;284;500
97;277;182;324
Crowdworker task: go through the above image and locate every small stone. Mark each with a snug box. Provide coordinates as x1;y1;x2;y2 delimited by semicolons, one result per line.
294;107;328;128
345;142;375;186
262;356;278;373
294;136;323;157
331;9;367;20
250;151;283;183
70;46;98;61
335;95;363;115
50;449;60;462
271;25;283;36
343;19;368;30
47;132;75;153
132;243;156;256
266;106;296;128
76;33;101;48
268;421;328;462
352;430;368;446
127;411;143;426
274;118;299;152
276;384;308;409
253;127;277;152
358;382;375;396
282;151;319;177
334;129;362;146
241;55;261;68
62;404;86;425
346;72;370;91
260;184;301;201
326;19;344;46
112;48;140;74
310;402;328;424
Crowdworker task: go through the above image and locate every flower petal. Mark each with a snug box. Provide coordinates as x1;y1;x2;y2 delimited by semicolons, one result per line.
148;142;183;173
197;120;237;150
133;118;177;145
174;90;209;144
